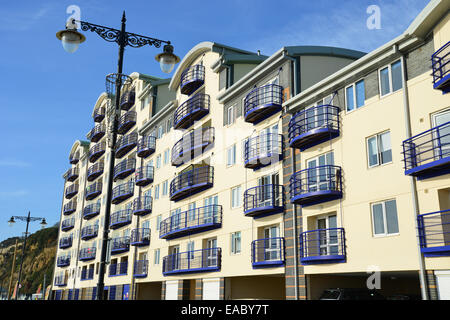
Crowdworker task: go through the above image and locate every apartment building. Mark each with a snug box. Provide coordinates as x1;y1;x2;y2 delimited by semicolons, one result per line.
52;0;449;300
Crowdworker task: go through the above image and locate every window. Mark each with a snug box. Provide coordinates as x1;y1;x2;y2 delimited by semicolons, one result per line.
231;185;242;208
154;249;160;264
367;131;392;167
156;215;161;231
157;125;164;139
345;80;365;112
154;184;160;200
227;105;236;125
163;149;170;166
231;231;241;254
371;199;399;236
162;180;168;196
227;144;236;167
379;59;403;97
187;241;195;258
156;155;161;169
142;220;150;230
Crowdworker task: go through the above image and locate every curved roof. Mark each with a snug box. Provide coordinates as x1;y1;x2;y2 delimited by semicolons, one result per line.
69;140;90;157
91;92;108;118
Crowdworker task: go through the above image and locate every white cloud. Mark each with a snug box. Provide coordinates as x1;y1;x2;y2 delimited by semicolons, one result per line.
0;190;29;197
0;160;32;167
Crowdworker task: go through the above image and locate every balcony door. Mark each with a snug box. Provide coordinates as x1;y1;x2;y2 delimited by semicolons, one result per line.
206;238;218;267
203;195;218;224
263;226;280;261
307;152;334;193
261;76;279;106
317;215;339;256
170;208;182;230
171;245;180;271
258;173;280;207
259;123;279;156
432;110;450;159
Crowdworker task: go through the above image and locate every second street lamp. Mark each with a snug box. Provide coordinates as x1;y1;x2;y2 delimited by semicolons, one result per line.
56;11;179;300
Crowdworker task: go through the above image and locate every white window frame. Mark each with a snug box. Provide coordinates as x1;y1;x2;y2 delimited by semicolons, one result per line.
378;58;403;98
154;248;160;265
371;199;400;237
156;215;161;231
231;185;242;209
366;130;392;168
231;231;241;255
156;154;161;169
162;180;168;196
226;144;237;167
345;79;365;113
163;149;169;166
227;104;236;126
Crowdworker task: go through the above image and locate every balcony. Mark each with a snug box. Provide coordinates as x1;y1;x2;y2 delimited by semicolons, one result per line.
61;218;75;232
134;260;148;278
65;184;78;199
402;121;450;180
79;247;96;261
173;93;210;130
59;236;73;249
93;106;105;122
132;196;152;216
110;236;130;255
418;209;450;257
135;165;154;187
170;165;214;202
81;268;94;281
137;136;156;158
89;141;106;163
180;64;205;95
57;256;71;267
118;110;137;134
290;165;343;207
87;162;104;181
81;225;99;241
251;237;285;268
113;158;136;181
120;89;135;111
85;181;102;200
160;205;222;240
109;209;132;229
109;261;128;277
171;127;214;167
299;228;346;264
115;132;138;159
69;152;79;165
54;275;67;287
288;105;340;151
111;181;134;204
244;133;283;170
244;184;285;218
83;203;101;220
243;84;283;124
66;167;79;182
130;228;151;246
63;200;76;215
162;248;221;275
432;41;450;94
88;123;106;143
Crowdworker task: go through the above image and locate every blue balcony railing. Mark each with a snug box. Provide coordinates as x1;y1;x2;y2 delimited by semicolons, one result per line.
69;152;79;165
61;218;75;232
111;181;134;204
299;228;346;264
81;268;94;281
113;158;136;181
66;167;79;182
88;123;106;143
109;261;128;276
134;260;148;278
109;209;132;229
130;228;151;246
135;165;154;187
81;225;99;241
160;205;222;240
290;165;343;206
57;256;71;267
180;64;205;95
402;121;450;180
65;184;78;199
137;136;156;158
251;237;285;268
88;141;106;163
85;181;102;200
63;200;76;215
289;105;340;151
118;110;137;134
83;203;101;220
54;274;68;287
244;184;285;218
79;247;96;261
162;248;221;275
243;84;283;124
432;41;450;93
171;127;214;167
87;161;104;181
115;132;138;159
120;89;135;111
170;165;214;202
93;106;105;122
244;133;283;170
418;209;450;257
110;236;130;255
173;93;210;130
59;235;73;249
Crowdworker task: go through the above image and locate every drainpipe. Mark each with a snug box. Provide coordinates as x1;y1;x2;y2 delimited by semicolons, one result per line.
283;51;299;97
290;130;300;300
398;45;428;300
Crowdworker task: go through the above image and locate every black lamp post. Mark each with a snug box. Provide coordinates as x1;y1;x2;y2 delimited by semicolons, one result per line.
56;11;180;300
7;212;47;300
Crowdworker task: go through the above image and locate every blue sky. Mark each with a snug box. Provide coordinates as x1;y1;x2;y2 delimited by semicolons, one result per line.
0;0;429;241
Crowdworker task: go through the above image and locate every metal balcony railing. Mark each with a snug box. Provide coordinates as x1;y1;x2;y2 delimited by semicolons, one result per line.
69;152;79;165
288;105;340;151
130;228;151;246
88;123;106;143
171;127;214;167
79;247;96;261
59;235;73;248
61;218;75;232
83;203;101;220
180;64;205;95
57;256;71;267
243;84;283;124
87;161;104;181
120;89;135;111
113;158;136;181
63;200;77;215
110;236;130;254
432;41;450;93
162;248;221;275
133;260;148;278
109;261;128;276
54;274;68;287
170;165;214;202
81;225;99;240
65;184;78;199
85;181;102;200
135;165;154;187
160;205;222;239
402;121;450;180
115;132;138;159
418;209;450;257
118;110;137;134
299;228;346;264
109;209;132;229
132;196;153;216
81;268;94;280
93;106;105;122
244;133;283;169
251;237;285;268
173;93;210;130
290;165;343;206
88;141;106;163
66;167;79;182
137;136;156;158
244;184;285;217
111;181;134;204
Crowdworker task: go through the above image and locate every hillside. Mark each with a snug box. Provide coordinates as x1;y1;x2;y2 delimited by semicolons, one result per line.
0;226;58;297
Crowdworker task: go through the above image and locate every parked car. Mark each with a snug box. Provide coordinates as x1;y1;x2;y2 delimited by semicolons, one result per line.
319;288;385;300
